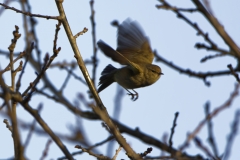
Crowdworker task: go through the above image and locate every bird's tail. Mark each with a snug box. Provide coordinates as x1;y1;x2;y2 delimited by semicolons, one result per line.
98;64;117;93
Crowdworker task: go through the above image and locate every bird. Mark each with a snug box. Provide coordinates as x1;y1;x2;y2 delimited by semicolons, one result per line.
97;19;163;101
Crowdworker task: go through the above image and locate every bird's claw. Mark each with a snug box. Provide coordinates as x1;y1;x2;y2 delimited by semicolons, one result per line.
127;92;138;101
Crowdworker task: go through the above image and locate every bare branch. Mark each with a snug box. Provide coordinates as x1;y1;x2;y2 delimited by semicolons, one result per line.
55;1;142;159
75;145;111;160
205;102;219;159
228;64;240;83
0;3;59;20
223;110;240;160
89;0;98;86
74;27;88;39
169;112;179;149
40;139;52;160
179;84;239;151
154;50;234;86
194;137;215;159
20;101;74;160
192;0;240;58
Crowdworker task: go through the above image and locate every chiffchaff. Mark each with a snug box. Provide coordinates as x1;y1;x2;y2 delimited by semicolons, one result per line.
97;19;163;101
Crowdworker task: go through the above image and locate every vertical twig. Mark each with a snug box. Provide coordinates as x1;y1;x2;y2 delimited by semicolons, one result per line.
169;112;179;149
194;137;215;159
223;110;240;160
40;139;52;160
16;43;33;92
205;102;219;159
8;25;25;160
90;0;98;86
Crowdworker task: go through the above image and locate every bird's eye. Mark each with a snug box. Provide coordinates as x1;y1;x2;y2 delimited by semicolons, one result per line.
151;70;156;73
151;69;163;75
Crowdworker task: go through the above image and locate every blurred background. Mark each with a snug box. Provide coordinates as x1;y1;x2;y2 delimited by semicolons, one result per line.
0;0;240;159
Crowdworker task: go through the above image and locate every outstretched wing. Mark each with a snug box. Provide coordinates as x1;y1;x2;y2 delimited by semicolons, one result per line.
97;40;140;74
116;19;154;64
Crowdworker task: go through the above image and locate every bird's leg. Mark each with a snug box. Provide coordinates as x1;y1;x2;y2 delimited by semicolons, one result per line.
125;88;139;101
131;89;139;101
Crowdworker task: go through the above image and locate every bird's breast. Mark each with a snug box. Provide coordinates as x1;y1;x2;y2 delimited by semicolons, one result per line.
114;67;159;89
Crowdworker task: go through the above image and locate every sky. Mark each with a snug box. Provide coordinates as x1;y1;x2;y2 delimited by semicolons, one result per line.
0;0;240;160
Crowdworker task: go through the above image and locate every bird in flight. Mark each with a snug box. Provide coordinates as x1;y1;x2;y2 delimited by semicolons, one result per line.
97;19;163;101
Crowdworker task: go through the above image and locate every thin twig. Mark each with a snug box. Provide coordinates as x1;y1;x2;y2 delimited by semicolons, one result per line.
192;0;240;58
8;25;25;160
154;50;234;86
49;60;77;68
40;139;52;160
74;27;88;38
157;0;221;54
49;61;87;85
140;147;153;158
75;145;111;160
156;4;197;13
0;3;59;20
20;0;43;71
59;66;72;93
200;53;226;63
0;49;20;57
24;103;43;149
145;155;172;159
21;53;49;100
63;67;87;85
45;21;62;70
89;0;98;86
195;43;229;54
227;64;240;83
0;0;11;16
35;88;61;102
194;137;216;159
3;119;13;132
169;112;179;149
112;146;122;160
22;25;61;99
58;136;114;160
223;110;240;160
16;43;33;92
179;83;240;151
0;51;26;74
204;102;219;159
20;101;74;160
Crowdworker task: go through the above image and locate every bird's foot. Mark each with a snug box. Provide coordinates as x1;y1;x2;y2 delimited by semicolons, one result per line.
126;89;138;101
127;92;138;101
